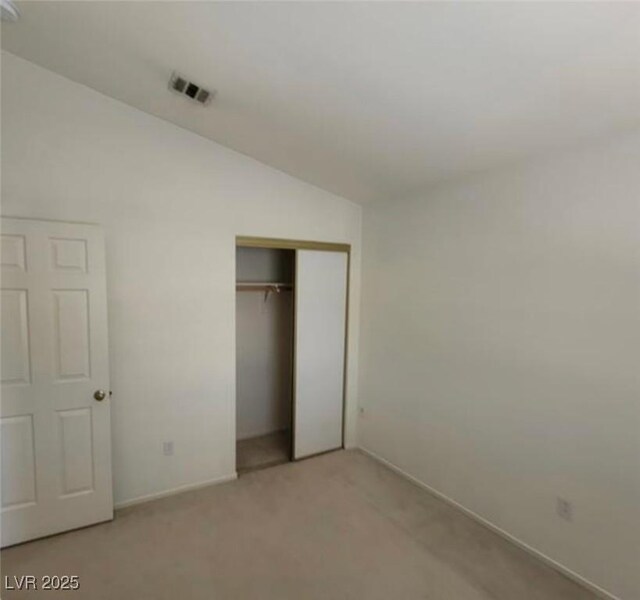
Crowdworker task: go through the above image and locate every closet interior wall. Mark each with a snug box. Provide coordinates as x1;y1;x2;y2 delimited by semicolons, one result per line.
235;247;294;472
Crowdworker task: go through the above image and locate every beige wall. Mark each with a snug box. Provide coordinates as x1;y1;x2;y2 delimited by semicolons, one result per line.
236;290;293;440
0;52;362;506
359;132;640;600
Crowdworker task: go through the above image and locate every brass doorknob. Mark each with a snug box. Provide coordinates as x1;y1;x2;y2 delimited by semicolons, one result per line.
93;390;107;401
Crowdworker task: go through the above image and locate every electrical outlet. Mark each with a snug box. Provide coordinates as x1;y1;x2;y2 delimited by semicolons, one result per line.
163;441;174;456
556;497;572;521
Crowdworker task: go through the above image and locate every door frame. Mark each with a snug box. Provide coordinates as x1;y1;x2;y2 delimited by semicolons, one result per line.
235;236;351;459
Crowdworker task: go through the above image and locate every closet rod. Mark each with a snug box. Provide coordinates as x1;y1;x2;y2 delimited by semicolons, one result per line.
236;282;293;292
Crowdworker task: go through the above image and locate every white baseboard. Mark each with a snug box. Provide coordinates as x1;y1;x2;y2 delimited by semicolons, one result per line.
114;473;237;510
358;446;620;600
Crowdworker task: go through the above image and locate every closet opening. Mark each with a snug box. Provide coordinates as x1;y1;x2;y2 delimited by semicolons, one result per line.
236;236;350;474
235;246;295;474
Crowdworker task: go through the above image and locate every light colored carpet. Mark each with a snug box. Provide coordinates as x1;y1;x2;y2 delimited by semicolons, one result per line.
236;430;290;473
1;450;597;600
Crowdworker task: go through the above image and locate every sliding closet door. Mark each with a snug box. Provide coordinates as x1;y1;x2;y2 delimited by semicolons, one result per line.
294;250;348;459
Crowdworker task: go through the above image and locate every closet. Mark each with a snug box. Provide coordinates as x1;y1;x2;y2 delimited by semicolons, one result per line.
235;238;349;474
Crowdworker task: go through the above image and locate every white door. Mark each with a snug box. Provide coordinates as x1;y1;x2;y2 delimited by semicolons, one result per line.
1;218;113;546
293;250;348;459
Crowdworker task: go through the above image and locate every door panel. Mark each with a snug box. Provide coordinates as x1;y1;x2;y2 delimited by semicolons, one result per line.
1;218;112;546
294;250;348;459
52;290;91;380
1;234;26;271
57;408;94;497
50;237;88;272
1;290;31;385
1;415;37;509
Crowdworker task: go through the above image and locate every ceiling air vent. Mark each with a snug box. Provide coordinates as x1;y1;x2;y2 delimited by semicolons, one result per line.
169;72;214;106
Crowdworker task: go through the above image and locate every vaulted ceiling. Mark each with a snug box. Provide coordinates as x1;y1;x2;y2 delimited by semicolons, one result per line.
3;1;640;203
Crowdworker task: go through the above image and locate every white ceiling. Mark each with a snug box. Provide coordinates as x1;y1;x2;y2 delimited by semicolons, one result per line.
3;1;640;203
